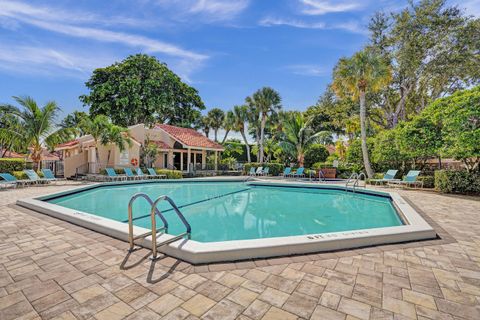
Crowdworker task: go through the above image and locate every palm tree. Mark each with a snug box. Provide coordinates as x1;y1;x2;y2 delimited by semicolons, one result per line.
221;110;235;143
332;48;391;178
246;87;281;163
207;108;225;142
0;112;25;157
278;112;323;167
232;105;251;163
0;96;74;169
79;115;131;168
199;116;211;138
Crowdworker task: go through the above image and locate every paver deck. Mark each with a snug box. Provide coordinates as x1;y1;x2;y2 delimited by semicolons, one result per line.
1;182;480;319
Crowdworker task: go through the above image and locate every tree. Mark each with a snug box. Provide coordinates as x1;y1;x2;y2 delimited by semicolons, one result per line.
278;112;322;167
304;144;330;168
222;110;235;143
0;111;24;157
0;96;74;169
232;105;251;163
372;129;406;172
207;108;225;142
368;0;480;127
79;115;131;167
141;137;159;168
199;116;211;138
332;48;391;178
80;54;205;127
60;111;89;136
246;87;281;163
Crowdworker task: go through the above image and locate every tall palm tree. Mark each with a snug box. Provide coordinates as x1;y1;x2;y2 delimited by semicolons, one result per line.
221;110;235;143
199;116;211;138
246;87;281;163
0;96;74;169
79;115;131;167
207;108;225;142
232;105;251;163
0;112;24;157
245;101;261;161
332;48;391;178
278;112;323;167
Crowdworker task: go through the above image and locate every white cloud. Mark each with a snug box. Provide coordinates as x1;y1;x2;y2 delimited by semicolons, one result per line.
299;0;364;15
259;17;367;34
156;0;249;21
286;64;327;77
459;0;480;16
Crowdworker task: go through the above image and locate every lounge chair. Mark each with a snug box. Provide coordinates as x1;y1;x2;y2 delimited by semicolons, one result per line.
369;170;399;185
291;167;305;178
41;169;67;184
24;169;50;185
261;167;270;176
281;167;292;177
123;168;141;180
0;174;17;189
105;168;126;181
388;170;423;188
0;173;31;187
255;167;264;176
248;167;256;176
147;168;167;179
136;168;154;180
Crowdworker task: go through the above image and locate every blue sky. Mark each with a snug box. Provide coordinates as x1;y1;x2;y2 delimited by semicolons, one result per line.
1;0;478;119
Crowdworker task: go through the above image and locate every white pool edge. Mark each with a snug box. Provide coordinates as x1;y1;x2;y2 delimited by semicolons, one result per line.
17;178;437;264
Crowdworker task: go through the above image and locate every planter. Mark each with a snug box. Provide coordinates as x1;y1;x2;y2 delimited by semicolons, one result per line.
319;168;337;179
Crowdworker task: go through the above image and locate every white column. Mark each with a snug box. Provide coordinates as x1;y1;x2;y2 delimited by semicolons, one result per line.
214;151;218;171
193;152;197;168
187;148;191;173
202;150;206;169
180;152;184;171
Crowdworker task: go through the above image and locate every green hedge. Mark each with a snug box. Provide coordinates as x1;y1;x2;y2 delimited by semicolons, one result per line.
12;170;44;180
417;176;435;188
244;163;284;176
0;159;26;173
435;170;480;194
154;169;182;179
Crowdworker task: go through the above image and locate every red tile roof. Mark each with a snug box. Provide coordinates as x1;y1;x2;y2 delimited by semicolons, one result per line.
0;149;25;158
56;140;79;148
151;140;172;149
155;124;223;150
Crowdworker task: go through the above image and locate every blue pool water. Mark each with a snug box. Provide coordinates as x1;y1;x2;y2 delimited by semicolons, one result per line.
46;182;403;242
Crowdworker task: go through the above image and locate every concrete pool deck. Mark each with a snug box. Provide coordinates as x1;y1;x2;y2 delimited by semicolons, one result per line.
1;181;480;319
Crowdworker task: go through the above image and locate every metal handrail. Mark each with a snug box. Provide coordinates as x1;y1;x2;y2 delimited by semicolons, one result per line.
345;173;358;191
353;172;367;190
149;195;191;259
127;193;169;252
318;170;326;182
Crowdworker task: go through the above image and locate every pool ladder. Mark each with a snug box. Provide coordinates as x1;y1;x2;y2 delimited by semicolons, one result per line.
345;172;367;192
127;193;191;260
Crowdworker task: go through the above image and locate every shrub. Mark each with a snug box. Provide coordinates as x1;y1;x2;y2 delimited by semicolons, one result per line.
12;170;44;180
0;158;26;173
304;144;329;168
154;169;183;179
435;170;480;194
244;162;284;176
417;176;435;188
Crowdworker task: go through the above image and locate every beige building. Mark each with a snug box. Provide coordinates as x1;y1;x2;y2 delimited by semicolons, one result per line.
55;123;224;178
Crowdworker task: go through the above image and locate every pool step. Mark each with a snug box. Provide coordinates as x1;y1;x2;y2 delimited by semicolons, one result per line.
127;193;191;260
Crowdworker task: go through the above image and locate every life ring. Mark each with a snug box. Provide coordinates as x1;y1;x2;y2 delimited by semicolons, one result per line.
130;158;138;166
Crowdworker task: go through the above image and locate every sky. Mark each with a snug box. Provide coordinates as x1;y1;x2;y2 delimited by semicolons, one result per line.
1;0;479;121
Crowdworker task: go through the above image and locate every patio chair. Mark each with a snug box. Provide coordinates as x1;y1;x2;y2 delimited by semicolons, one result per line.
281;167;292;177
248;167;256;176
261;167;270;176
369;170;399;185
136;168;153;180
41;169;67;185
255;167;264;176
0;173;31;187
0;174;17;189
24;169;50;185
291;167;305;178
147;168;167;179
105;168;126;181
388;170;423;188
123;168;141;180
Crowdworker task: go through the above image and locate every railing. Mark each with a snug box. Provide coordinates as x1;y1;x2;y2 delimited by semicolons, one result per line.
127;193;191;260
345;172;366;192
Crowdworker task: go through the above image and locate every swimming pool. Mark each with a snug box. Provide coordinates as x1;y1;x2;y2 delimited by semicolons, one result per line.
18;178;437;263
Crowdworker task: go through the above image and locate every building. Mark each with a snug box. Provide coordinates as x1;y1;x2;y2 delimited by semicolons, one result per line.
55;123;224;178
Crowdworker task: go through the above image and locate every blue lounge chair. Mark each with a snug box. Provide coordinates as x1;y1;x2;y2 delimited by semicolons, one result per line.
370;170;399;185
41;169;66;184
281;167;292;177
261;167;270;176
0;173;18;189
255;167;263;176
24;169;49;184
105;168;126;181
291;167;305;178
248;167;256;176
123;168;141;180
147;168;167;179
388;170;423;188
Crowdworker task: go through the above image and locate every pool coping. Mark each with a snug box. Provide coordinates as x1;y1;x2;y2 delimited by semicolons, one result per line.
17;177;437;264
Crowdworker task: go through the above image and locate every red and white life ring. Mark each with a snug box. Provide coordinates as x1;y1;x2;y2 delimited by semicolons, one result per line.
130;158;138;167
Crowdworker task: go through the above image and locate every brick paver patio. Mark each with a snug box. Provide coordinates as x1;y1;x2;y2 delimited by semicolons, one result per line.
1;182;480;319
